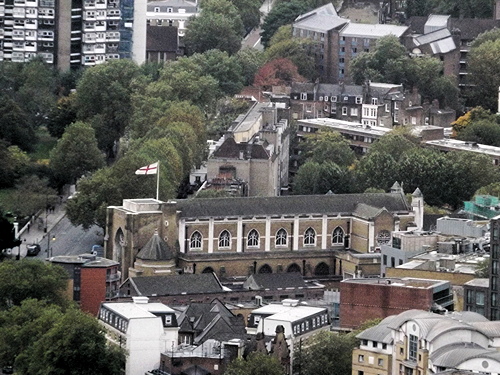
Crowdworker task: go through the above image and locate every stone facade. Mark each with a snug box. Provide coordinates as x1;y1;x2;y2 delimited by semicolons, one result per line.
105;191;422;280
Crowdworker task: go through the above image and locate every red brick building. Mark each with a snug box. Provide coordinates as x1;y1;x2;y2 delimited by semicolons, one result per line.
339;277;453;329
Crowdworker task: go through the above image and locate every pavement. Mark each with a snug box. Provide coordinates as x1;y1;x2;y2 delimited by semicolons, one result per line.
14;198;67;259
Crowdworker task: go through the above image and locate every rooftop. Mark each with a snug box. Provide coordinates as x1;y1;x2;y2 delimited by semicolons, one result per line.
340;22;408;38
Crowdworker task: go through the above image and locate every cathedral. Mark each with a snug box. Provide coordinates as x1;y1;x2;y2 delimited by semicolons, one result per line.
105;184;423;280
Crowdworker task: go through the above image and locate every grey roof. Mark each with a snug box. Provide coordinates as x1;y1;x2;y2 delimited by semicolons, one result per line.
295;3;338;21
470;321;500;338
464;278;489;288
414;27;451;46
176;192;411;219
128;273;225;296
353;203;386;220
412;188;423;197
136;232;174;261
147;0;197;10
356;314;397;343
424;14;450;33
243;272;307;290
294;14;347;33
430;37;456;54
430;342;500;368
340;23;408;38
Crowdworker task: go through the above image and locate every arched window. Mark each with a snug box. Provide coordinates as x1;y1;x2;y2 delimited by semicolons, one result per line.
219;230;230;248
258;264;272;273
190;231;202;250
247;229;259;247
332;227;344;245
304;227;316;246
276;228;287;246
377;230;391;245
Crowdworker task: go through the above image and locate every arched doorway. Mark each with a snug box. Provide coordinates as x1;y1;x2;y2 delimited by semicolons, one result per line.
202;267;215;274
314;262;330;276
258;264;272;274
287;263;301;273
114;228;125;265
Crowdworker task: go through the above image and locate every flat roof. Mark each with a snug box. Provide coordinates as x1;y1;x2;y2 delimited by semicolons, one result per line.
264;306;326;322
426;139;500;157
102;301;175;319
342;277;448;289
340;23;408;38
298;118;391;137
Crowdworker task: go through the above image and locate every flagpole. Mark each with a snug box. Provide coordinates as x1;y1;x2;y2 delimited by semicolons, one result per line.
156;160;160;201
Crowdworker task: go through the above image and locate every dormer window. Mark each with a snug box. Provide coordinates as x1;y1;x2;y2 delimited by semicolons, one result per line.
356;96;362;104
301;93;307;100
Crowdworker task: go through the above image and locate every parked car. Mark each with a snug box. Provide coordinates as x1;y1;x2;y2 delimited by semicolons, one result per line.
26;244;41;256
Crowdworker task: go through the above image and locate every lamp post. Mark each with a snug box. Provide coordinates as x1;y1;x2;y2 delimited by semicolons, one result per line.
46;233;56;259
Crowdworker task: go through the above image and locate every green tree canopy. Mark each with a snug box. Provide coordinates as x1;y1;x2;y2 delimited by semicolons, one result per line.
229;0;261;32
75;59;143;158
50;121;105;186
0;300;125;374
301;129;356;168
0;260;68;309
295;330;358;375
467;39;500;111
184;0;244;55
235;48;266;86
8;175;58;218
260;0;310;48
225;352;285;375
294;161;353;195
455;118;500;146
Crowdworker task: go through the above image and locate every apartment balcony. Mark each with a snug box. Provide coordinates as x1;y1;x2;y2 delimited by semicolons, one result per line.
95;0;106;9
24;43;36;52
25;0;37;5
24;20;37;29
13;0;26;6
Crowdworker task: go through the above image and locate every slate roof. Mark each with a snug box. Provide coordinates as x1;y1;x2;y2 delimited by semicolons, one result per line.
177;299;246;344
356;314;397;343
128;273;225;296
146;26;178;52
136;232;174;261
211;137;270;160
176;192;411;219
430;342;500;368
243;272;307;290
353;203;386;220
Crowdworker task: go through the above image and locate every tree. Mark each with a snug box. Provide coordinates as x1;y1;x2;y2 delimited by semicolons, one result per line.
8;175;58;218
0;97;36;152
184;0;244;55
475;182;500;198
0;260;68;309
254;58;306;89
368;131;419;161
235;48;266;86
0;300;125;374
467;39;500;111
451;106;495;136
0;142;30;188
190;50;245;96
265;26;317;80
355;151;399;192
0;213;22;260
46;95;78;139
472;28;500;49
295;330;358;375
75;59;143;158
475;258;490;278
301;129;356;168
456;118;500;147
260;0;310;48
50;121;105;186
230;0;261;33
294;161;352;195
225;352;285;375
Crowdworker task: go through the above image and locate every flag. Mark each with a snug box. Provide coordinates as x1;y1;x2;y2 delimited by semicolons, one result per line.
135;162;158;175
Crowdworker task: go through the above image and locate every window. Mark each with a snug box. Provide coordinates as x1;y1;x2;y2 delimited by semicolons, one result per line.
218;230;230;248
332;227;344;245
358;355;364;363
371;98;378;105
383;254;387;265
378;358;384;366
385;103;390;112
351;108;358;116
276;228;287;246
247;229;259;247
304;227;316;246
356;96;362;104
331;96;337;102
165;315;172;325
300;92;307;100
324;96;329;102
476;291;485;306
342;107;347;115
190;231;202;250
408;334;418;361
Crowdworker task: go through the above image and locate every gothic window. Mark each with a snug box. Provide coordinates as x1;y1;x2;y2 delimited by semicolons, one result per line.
276;228;287;246
190;231;202;250
247;229;259;247
219;230;230;248
377;230;391;245
304;227;316;246
332;227;344;245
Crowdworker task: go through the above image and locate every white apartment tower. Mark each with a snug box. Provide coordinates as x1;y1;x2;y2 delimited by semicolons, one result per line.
0;0;146;70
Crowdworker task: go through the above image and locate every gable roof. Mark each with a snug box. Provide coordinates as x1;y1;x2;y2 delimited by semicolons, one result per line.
243;272;307;290
211;137;270;160
176;192;411;220
127;273;225;296
136;232;174;261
